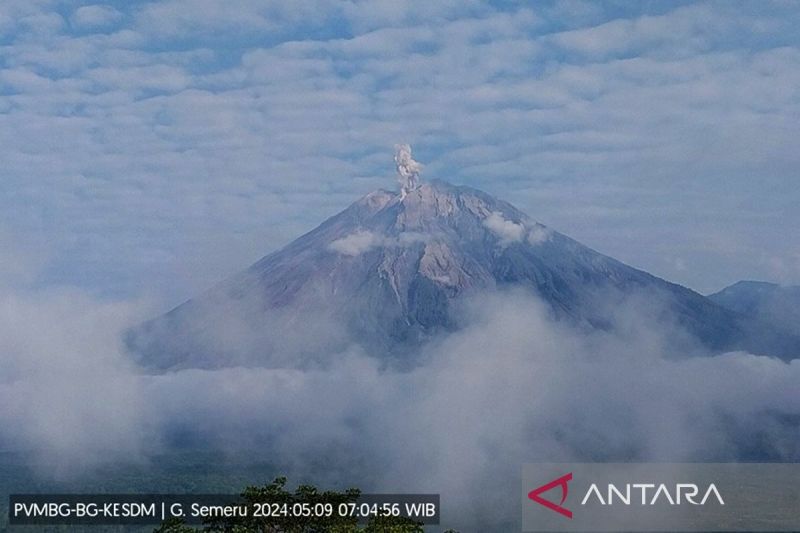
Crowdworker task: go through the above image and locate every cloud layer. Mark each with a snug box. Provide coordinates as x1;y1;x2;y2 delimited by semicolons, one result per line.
0;277;797;529
1;1;799;302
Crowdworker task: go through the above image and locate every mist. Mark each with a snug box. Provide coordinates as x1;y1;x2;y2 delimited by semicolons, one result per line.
0;281;798;529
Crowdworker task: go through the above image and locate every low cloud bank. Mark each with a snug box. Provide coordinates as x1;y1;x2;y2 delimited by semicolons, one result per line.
0;288;151;475
0;283;798;529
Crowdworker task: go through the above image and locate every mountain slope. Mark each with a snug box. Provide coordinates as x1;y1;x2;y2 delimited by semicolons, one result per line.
709;281;800;354
710;281;800;319
127;180;796;370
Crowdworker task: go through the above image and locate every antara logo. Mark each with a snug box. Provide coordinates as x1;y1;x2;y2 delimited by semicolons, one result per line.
528;473;725;519
581;483;724;506
528;472;573;519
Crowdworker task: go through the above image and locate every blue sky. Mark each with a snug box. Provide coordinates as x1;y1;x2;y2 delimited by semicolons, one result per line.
1;0;799;306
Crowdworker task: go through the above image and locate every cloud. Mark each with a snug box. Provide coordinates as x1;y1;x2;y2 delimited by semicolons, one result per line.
0;230;47;288
483;211;525;245
0;286;153;475
1;2;799;301
70;5;123;31
328;230;428;256
0;283;797;529
527;223;551;245
328;230;383;256
339;0;491;34
132;0;333;42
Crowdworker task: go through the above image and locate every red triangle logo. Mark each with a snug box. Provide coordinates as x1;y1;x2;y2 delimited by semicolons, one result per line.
528;472;573;519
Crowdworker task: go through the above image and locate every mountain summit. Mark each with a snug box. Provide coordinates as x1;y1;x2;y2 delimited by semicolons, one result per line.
128;150;798;369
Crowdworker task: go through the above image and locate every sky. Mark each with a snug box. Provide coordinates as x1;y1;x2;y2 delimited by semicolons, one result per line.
2;0;800;307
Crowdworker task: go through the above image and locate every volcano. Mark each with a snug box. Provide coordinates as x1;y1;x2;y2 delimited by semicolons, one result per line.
127;150;799;370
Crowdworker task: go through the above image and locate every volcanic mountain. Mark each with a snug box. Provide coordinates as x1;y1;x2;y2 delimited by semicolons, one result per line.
709;281;800;348
127;173;800;370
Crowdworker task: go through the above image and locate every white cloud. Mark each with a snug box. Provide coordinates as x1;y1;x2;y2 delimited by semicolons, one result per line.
328;230;428;256
339;0;490;34
0;286;153;472
133;0;332;41
0;283;797;528
328;230;382;256
71;5;123;31
483;211;525;245
87;64;190;92
527;224;551;245
0;2;799;301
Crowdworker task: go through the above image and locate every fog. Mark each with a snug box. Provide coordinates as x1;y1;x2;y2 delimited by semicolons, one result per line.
0;281;798;529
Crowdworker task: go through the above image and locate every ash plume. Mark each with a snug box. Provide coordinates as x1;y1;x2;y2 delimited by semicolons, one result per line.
394;144;422;195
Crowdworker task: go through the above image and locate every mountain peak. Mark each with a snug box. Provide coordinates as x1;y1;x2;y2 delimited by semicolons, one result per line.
366;144;529;232
346;178;533;242
126;154;800;370
724;280;779;290
397;181;491;230
354;188;396;213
